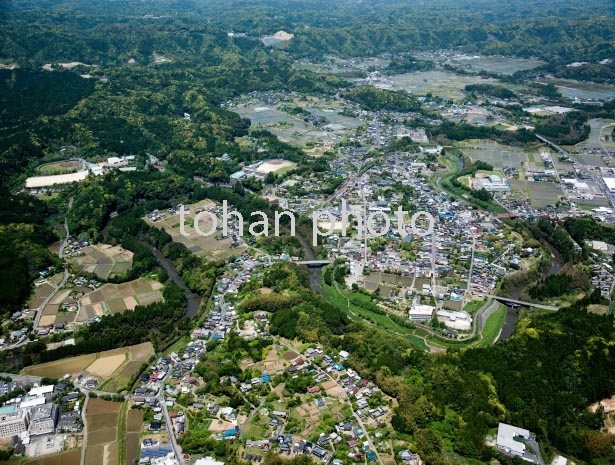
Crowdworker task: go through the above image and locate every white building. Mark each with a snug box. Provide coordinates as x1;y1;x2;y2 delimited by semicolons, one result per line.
474;175;510;193
436;310;472;330
409;304;435;321
603;177;615;193
29;385;54;397
107;156;128;167
0;409;29;438
496;422;530;457
195;458;225;465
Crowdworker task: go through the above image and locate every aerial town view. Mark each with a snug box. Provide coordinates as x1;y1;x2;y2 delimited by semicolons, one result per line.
1;1;615;465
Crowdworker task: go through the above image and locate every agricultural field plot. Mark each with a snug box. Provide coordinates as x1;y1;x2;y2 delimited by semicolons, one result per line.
145;198;247;260
527;181;565;208
34;287;79;327
22;342;154;388
68;244;134;279
544;79;615;101
458;140;537;169
364;272;413;289
12;449;82;465
445;55;545;75
575;154;608;167
76;278;163;323
235;104;298;126
85;399;122;465
23;353;97;378
28;282;55;309
571;118;615;152
37;159;81;175
236;95;362;147
389;71;498;100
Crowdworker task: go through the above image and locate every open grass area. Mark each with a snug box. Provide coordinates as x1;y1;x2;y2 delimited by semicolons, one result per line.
321;279;427;351
68;244;133;279
37;159;81;175
477;304;507;347
457;140;538;170
527;181;564;208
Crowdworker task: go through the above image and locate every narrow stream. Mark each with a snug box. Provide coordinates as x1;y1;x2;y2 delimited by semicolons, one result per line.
499;244;562;340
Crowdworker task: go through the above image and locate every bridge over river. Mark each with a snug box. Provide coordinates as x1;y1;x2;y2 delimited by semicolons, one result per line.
492;295;558;311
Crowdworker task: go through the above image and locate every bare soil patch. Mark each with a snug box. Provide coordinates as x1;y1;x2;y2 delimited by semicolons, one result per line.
87;354;126;378
282;351;299;361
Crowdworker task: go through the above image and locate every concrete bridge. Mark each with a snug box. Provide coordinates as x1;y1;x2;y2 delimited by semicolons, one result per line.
492;295;558;311
295;260;331;268
296;260;331;267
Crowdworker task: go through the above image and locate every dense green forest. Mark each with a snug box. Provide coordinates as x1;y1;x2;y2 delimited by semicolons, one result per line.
2;0;614;66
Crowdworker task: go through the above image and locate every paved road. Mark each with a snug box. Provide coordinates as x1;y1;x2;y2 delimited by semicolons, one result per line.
157;389;184;465
0;372;43;385
79;395;90;465
33;199;72;331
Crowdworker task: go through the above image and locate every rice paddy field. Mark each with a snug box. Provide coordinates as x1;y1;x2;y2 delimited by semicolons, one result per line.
457;140;544;170
5;450;83;465
23;342;153;392
570;118;615;153
76;278;163;323
145;198;247;260
84;399;122;465
68;244;134;279
445;55;545;75
544;79;615;101
507;180;565;208
235;99;360;146
389;71;498;100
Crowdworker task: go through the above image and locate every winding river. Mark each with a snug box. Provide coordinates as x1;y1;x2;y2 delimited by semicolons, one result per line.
149;247;202;318
498;243;562;340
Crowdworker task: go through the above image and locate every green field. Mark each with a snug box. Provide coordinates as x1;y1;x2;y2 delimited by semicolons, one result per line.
37;159;81;174
321;279;427;351
477;304;507;347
